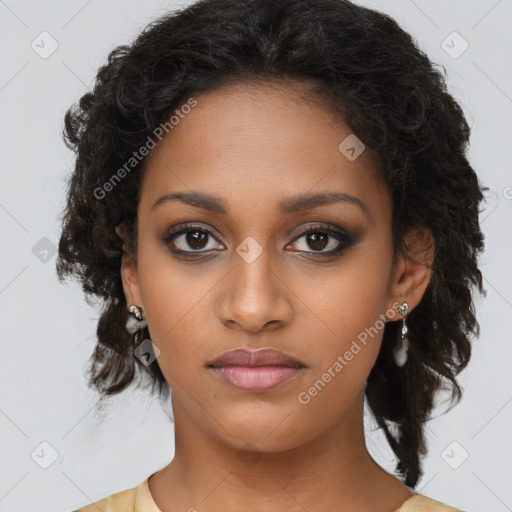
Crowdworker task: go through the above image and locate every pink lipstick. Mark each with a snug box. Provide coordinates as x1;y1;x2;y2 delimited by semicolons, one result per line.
208;348;305;392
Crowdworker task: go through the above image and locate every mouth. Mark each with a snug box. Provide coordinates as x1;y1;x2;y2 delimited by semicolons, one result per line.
207;348;306;392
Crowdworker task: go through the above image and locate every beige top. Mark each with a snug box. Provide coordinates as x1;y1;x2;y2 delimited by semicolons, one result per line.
74;475;465;512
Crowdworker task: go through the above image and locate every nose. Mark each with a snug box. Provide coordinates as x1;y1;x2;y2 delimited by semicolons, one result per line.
217;247;294;334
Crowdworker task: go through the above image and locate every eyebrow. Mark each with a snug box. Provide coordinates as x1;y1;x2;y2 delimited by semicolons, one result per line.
151;190;369;218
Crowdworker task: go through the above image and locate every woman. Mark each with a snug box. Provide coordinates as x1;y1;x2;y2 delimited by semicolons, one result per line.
58;0;486;510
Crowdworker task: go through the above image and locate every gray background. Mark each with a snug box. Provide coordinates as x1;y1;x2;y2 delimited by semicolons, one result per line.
1;1;511;511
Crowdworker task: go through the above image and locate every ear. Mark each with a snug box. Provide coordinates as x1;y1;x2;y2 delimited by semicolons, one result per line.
120;253;143;308
116;225;143;309
386;224;435;318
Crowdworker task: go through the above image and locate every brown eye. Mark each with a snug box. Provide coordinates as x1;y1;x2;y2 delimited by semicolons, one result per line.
163;224;224;253
304;232;329;251
183;230;208;250
287;225;357;255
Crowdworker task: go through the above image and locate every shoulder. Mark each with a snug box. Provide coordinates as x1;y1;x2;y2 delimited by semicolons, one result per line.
400;493;466;512
72;480;140;512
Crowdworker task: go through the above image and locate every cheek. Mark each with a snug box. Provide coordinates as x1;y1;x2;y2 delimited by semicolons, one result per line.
138;229;199;312
296;241;393;390
303;239;393;341
136;237;225;380
287;268;389;443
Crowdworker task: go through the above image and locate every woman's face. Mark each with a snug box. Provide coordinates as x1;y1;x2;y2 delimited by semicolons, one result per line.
121;81;431;452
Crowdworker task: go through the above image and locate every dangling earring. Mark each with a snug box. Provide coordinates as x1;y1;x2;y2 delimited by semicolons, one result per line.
126;304;147;334
393;301;409;367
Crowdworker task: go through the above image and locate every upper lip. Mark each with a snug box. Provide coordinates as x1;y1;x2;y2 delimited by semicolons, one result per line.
208;348;306;368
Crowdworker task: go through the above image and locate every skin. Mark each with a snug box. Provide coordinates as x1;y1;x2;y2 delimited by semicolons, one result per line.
119;81;434;512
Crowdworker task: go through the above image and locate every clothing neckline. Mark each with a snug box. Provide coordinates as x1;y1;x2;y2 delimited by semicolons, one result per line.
137;474;163;512
141;474;419;512
394;492;419;512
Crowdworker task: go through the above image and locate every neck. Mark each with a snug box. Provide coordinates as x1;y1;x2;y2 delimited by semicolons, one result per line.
148;388;414;512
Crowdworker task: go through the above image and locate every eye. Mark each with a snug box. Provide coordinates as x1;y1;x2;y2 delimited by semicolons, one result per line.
286;224;356;255
162;222;357;257
163;223;224;254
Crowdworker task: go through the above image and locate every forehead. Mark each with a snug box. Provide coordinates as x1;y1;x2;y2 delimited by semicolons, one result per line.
139;81;389;222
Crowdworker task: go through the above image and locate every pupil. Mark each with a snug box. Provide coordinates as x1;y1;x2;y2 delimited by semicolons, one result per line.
183;231;330;251
187;231;207;249
308;232;327;251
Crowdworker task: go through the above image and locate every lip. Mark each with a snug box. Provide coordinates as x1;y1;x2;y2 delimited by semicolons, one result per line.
208;348;305;368
208;348;306;392
211;366;304;391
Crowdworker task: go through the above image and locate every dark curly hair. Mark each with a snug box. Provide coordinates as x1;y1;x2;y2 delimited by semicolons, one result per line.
56;0;487;489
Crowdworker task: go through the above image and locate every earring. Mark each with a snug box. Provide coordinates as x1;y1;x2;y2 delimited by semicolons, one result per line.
126;304;147;334
393;301;409;367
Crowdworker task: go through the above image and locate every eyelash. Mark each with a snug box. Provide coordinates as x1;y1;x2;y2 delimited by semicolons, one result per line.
162;222;357;258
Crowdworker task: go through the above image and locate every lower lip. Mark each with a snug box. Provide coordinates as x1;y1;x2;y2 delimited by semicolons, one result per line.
210;365;303;391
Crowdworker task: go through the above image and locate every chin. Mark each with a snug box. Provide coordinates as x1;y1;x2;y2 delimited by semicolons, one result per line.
206;409;317;453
